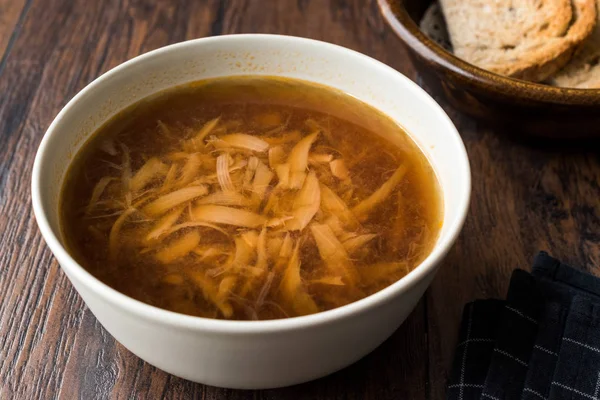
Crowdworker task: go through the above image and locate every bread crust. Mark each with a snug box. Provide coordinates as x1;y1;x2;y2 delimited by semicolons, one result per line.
439;0;597;82
551;0;600;87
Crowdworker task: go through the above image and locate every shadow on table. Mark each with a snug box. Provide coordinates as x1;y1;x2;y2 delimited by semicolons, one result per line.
164;301;430;400
261;305;427;400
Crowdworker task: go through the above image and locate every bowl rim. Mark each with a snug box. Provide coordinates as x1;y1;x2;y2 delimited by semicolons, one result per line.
31;33;471;334
377;0;600;104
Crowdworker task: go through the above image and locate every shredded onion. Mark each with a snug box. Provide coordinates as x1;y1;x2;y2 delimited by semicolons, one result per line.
145;206;184;243
268;146;286;168
155;230;201;263
330;159;349;180
216;153;235;192
275;163;290;189
287;171;320;231
86;176;115;214
195;191;251;207
320;183;358;229
352;164;407;219
164;221;230;238
343;234;378;254
252;161;274;200
311;276;345;286
143;185;209;216
130;158;168;192
219;133;269;152
279;242;319;315
192;205;266;228
288;131;318;189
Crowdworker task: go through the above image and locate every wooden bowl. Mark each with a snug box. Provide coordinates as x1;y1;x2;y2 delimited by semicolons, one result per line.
378;0;600;138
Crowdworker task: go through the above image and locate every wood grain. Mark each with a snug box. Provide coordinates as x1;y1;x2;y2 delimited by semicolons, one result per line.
0;0;30;63
0;0;598;399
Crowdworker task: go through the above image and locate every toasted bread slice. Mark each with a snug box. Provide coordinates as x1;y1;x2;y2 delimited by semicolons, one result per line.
419;2;452;51
439;0;597;82
551;1;600;88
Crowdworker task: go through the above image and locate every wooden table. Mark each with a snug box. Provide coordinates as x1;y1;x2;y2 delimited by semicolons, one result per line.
1;0;598;398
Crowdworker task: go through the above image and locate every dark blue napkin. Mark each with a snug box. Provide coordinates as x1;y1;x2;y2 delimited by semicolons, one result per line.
532;252;600;296
548;296;600;400
521;252;600;400
446;299;504;400
520;300;567;400
481;270;544;400
446;252;600;400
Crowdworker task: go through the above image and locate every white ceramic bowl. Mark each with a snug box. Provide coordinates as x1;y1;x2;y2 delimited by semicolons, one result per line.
32;34;470;389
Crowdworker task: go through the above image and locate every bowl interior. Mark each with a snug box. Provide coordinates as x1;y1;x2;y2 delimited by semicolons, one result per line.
33;35;470;321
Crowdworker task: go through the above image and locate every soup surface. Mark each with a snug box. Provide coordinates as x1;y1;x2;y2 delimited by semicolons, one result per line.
61;76;442;320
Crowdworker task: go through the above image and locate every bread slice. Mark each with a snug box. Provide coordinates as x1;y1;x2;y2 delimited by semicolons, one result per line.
439;0;597;82
419;2;452;51
551;1;600;88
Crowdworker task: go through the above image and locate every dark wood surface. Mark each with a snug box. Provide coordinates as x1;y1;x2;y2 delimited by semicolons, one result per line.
1;0;598;398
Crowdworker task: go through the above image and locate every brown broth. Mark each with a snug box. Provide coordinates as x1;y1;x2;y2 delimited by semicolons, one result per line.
60;76;442;320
